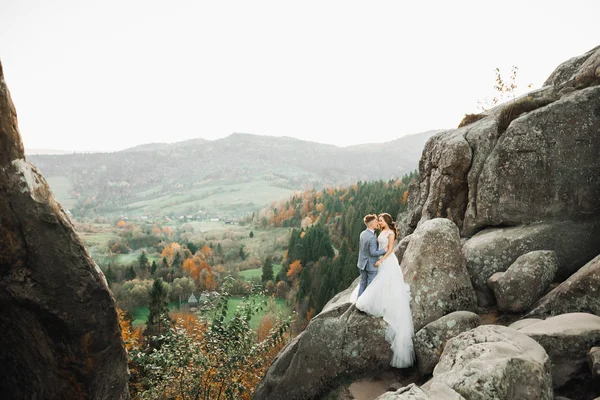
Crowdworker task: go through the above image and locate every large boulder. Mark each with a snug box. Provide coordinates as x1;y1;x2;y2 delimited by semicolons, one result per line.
487;250;558;312
514;313;600;388
253;281;397;400
462;221;600;306
378;383;465;400
398;45;600;247
402;218;477;331
379;325;553;400
0;62;129;398
413;311;480;376
529;254;600;318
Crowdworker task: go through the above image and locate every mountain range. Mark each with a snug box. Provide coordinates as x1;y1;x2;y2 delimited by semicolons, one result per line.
27;130;442;219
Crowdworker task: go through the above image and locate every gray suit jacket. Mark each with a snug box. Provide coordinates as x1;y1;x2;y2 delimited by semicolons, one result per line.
357;229;386;272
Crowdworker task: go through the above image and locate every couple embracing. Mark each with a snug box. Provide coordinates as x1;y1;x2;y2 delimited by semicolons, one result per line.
350;213;415;368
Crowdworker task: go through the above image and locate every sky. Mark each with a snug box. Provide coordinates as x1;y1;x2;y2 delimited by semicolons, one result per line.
1;1;599;152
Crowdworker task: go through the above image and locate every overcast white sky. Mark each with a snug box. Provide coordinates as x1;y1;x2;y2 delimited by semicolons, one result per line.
1;1;598;152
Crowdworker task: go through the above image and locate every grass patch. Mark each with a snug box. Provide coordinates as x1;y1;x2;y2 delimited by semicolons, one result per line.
239;264;283;281
224;296;289;329
132;301;180;326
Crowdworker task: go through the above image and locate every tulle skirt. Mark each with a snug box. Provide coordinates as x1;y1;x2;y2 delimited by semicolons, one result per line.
350;253;415;368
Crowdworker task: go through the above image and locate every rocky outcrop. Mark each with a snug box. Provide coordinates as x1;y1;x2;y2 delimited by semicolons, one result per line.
381;325;553;400
398;47;600;295
529;254;600;318
462;221;600;306
413;311;480;376
394;234;411;265
253;282;397;400
487;250;558;312
513;313;600;388
378;383;465;399
0;61;129;398
402;218;477;331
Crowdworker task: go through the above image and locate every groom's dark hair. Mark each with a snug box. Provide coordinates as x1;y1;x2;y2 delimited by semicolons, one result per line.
363;214;377;225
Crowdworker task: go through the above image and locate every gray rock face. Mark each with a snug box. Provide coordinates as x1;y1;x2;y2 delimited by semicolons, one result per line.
377;383;465;400
462;221;600;306
516;313;600;388
487;250;558;312
0;62;129;398
394;233;412;265
589;346;600;379
380;325;553;400
398;46;600;259
508;318;543;330
253;281;395;400
402;218;477;331
413;311;480;376
529;254;600;318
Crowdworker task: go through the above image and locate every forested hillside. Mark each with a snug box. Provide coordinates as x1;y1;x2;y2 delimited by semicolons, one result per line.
28;131;439;219
256;172;417;326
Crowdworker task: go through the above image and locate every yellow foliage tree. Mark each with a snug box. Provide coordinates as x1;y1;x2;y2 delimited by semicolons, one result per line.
287;260;302;279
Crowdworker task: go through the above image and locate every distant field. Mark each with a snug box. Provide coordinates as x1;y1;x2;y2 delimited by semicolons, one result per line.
43;173;294;219
239;264;283;281
46;176;78;210
120;180;293;218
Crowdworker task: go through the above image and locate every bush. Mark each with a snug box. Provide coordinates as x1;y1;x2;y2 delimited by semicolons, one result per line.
130;279;290;400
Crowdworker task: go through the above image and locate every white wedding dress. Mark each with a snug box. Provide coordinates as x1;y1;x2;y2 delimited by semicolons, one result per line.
350;230;415;368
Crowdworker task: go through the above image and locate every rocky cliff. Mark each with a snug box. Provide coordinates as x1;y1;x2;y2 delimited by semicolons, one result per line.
0;61;129;398
254;45;600;400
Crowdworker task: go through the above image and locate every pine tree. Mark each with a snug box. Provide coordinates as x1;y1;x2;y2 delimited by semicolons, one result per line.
172;252;183;269
261;256;274;282
161;257;169;269
150;260;158;275
249;231;254;238
187;242;198;255
146;278;170;335
104;264;116;285
138;251;149;269
239;246;246;261
126;265;136;280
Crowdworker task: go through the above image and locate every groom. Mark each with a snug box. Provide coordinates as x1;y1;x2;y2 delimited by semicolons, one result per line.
357;214;386;297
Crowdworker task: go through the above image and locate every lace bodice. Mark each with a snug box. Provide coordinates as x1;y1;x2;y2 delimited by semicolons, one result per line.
378;230;394;250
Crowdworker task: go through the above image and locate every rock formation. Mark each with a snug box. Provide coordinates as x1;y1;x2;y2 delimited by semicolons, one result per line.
413;311;480;376
487;250;557;313
401;218;476;330
512;313;600;388
253;282;396;400
380;325;553;400
0;61;129;398
398;45;600;306
529;254;600;318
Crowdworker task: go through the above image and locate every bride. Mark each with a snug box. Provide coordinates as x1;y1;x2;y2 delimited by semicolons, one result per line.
350;213;415;368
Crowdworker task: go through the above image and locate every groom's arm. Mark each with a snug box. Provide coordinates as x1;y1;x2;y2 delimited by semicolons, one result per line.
368;235;386;257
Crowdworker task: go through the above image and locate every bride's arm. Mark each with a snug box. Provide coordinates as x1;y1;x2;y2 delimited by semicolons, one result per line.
375;231;395;266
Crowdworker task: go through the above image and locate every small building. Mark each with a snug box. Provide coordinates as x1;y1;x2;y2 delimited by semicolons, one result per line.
188;293;198;306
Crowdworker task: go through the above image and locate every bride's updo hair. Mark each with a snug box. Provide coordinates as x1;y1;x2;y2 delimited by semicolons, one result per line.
378;213;398;238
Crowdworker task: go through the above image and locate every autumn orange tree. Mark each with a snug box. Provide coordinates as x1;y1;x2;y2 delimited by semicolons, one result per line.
130;278;290;400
